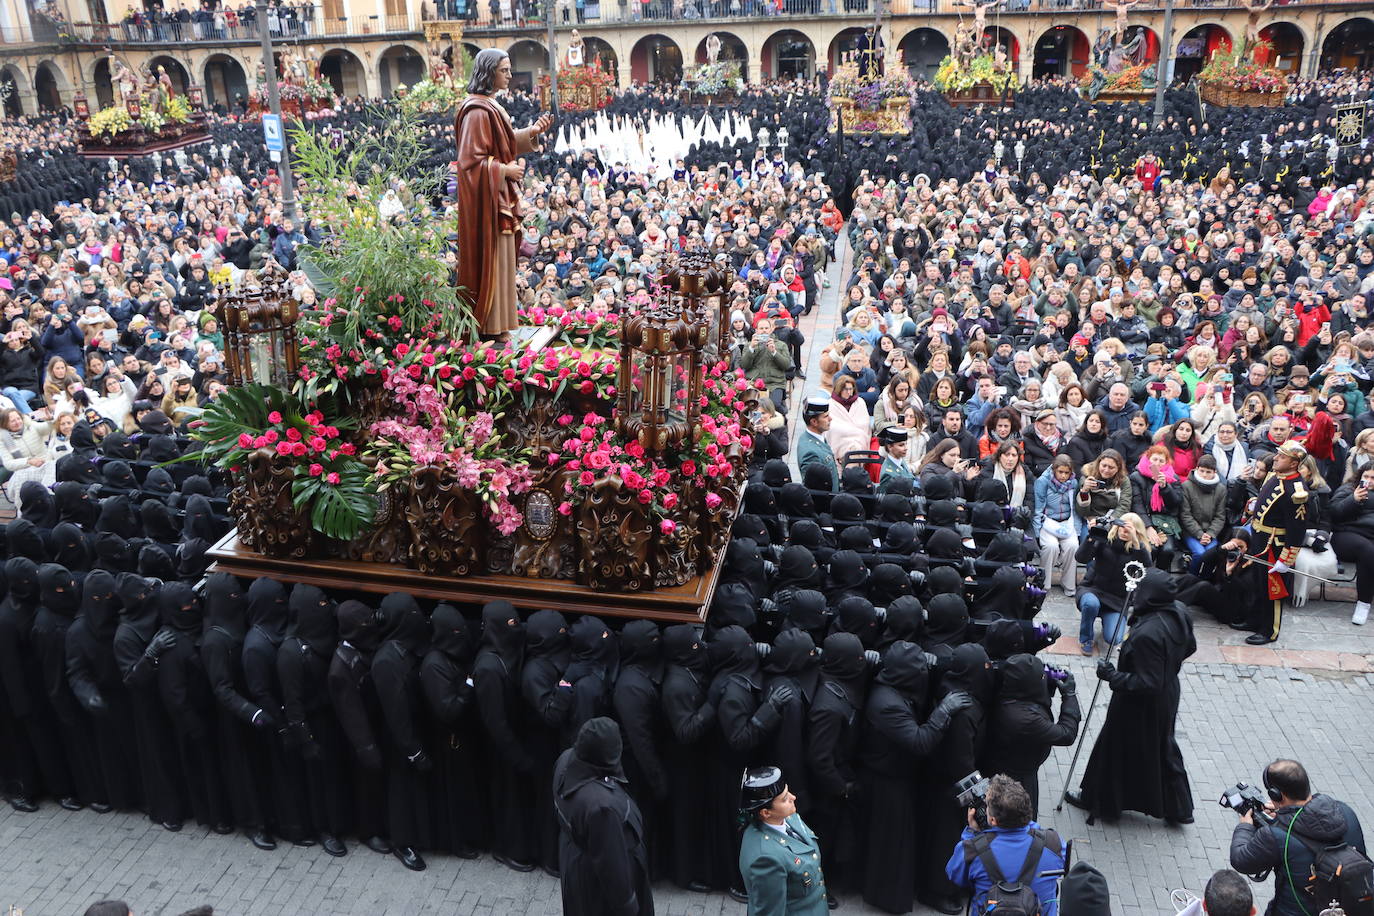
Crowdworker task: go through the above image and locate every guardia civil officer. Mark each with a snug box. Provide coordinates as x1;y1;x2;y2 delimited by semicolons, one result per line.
738;765;830;915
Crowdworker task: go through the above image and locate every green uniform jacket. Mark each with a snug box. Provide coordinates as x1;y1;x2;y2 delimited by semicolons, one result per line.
877;454;915;494
797;430;838;492
739;813;829;916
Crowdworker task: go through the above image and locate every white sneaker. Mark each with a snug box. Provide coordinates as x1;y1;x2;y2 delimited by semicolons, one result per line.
1353;602;1370;626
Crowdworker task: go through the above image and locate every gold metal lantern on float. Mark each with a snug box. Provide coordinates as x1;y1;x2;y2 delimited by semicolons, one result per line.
214;259;301;388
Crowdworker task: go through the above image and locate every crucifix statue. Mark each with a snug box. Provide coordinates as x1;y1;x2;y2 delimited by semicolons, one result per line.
957;0;1002;50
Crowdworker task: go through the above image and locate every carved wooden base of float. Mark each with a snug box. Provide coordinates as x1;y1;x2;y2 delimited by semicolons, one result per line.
207;529;725;623
1084;89;1156;103
830;96;912;134
1199;83;1284;108
76;125;212;158
943;84;1014;108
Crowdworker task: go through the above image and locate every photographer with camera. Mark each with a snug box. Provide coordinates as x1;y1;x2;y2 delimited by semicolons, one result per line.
740;316;794;414
1073;512;1153;656
945;774;1066;916
1228;759;1369;916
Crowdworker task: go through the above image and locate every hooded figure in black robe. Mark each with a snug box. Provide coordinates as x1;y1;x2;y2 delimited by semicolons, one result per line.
242;578;310;846
64;568;142;811
157;580;232;831
705;624;787;896
552;716;653;916
420;602;488;859
521;608;573;876
7;517;49;562
860;642;970;914
1070;568;1196;824
565;615;618;734
370;592;434;870
327;598;390;855
18;481;57;529
276;583;351;855
472;600;537;870
807;632;870;894
32;563;108;809
762;628;820;810
54;481;99;529
611;620;666;878
140;500;181;551
48;521;92;575
658;624;716;891
919;643;995;912
870;562;915;607
982;653;1081;818
824;549;870;605
787;519;834;565
199;572;274;848
95;494;142;540
111;571;185;829
0;557;75;807
880;595;925;649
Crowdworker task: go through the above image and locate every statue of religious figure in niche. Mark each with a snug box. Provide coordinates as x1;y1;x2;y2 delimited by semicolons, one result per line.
567;29;585;67
453;49;553;339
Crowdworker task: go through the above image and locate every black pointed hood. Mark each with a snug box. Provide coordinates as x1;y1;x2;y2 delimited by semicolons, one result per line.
247;578;289;643
785;588;830;632
876;640;930;701
336;599;381;653
81;569;119;640
140;500;181;542
181;494;219;542
662;623;707;674
377;592;429;655
820;631;868;708
202;571;245;637
4;557;39;605
429;603;471;660
619;619;663;680
778;482;818;518
525;608;571;673
924;593;970;647
761;458;791;488
286;584;336;656
159;581;202;633
983;618;1026;660
775;545;820;592
882;521;919;554
7;518;48;562
764;628;820;700
833;596;881;648
48;522;90;571
54;481;98;527
883;595;925;645
100;430;139;460
478;600;524;671
137;543;176;581
95;494;141;538
37;562;79;616
941;642;993;704
101;460;139;492
17;481;57;528
707;624;760;682
116;572;159;633
1000;653;1051;706
142;467;176;497
871;562;914;606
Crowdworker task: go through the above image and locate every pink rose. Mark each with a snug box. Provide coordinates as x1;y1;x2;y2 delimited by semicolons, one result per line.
237;433;253;448
705;492;722;509
638;489;653;504
308;463;323;477
585;450;611;470
662;492;679;510
557;502;572;516
267;411;282;424
660;519;677;535
326;472;341;484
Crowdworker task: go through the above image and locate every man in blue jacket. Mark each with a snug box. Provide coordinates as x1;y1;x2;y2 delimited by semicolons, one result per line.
945;774;1067;916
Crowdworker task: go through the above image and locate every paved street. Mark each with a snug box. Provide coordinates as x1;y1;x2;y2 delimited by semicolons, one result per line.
2;588;1371;916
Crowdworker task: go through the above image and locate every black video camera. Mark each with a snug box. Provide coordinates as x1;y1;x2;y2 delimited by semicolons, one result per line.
955;771;992;831
1218;783;1275;825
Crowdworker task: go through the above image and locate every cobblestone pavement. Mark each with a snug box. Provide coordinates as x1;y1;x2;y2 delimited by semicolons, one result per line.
2;590;1371;916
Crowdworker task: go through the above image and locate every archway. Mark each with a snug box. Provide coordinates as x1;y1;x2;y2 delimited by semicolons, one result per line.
35;61;65;110
508;39;547;92
982;25;1020;67
828;26;867;72
1174;23;1231;82
320;48;367;97
695;31;747;71
899;27;949;82
629;34;682;85
147;56;191;95
762;29;815;81
379;44;425;95
204;54;248;110
1033;25;1089;78
1320;17;1374;72
583;37;619;84
1257;22;1303;74
0;67;23;118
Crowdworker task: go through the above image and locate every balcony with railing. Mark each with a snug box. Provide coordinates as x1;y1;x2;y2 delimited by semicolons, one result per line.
451;0;1367;31
54;10;421;46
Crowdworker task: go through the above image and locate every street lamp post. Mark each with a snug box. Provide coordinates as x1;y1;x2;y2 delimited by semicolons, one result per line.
257;0;299;224
1152;0;1175;128
545;0;560;114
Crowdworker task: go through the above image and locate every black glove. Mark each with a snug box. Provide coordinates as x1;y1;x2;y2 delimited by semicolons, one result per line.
85;693;108;715
357;743;383;770
766;683;795;711
1059;671;1077;696
927;690;974;731
1096;659;1117;682
251;708;278;731
1035;622;1063;643
408;749;433;772
144;629;175;659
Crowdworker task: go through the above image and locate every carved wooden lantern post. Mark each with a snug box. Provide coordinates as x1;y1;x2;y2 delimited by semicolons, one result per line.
213;259;301;388
616;264;713;455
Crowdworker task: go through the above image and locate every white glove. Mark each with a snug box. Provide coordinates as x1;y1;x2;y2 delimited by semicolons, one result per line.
1270;560;1291;576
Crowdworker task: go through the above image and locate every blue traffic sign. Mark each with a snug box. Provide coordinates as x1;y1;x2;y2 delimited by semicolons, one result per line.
262;113;284;152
